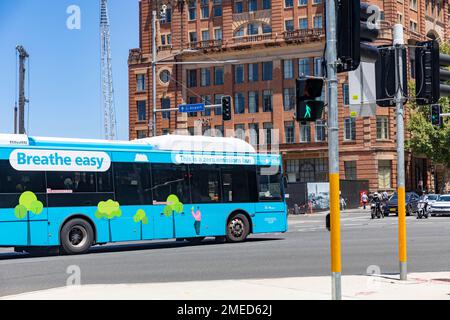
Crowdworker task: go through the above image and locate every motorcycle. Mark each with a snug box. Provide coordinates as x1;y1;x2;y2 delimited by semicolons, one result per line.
417;198;429;219
370;199;384;219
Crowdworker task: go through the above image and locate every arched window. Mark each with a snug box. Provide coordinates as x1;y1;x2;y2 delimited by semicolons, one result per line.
262;23;272;34
247;23;259;35
234;26;245;37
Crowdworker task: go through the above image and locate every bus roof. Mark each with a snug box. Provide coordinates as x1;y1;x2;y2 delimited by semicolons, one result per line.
136;134;256;153
0;134;257;154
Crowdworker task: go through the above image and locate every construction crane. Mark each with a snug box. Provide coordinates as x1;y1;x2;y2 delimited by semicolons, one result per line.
16;45;29;135
100;0;117;140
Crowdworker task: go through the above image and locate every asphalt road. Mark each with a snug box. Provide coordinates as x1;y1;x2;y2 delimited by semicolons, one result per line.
1;209;450;297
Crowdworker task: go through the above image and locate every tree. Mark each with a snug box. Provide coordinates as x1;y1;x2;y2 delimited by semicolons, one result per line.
407;43;450;192
14;191;44;245
162;195;184;237
133;209;148;239
95;199;122;241
163;195;184;217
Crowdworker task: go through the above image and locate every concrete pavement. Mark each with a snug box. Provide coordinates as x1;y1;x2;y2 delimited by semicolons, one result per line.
3;272;450;300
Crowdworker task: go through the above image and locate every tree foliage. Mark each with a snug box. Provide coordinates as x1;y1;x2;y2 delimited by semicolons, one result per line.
407;43;450;168
163;195;183;217
95;199;122;220
14;191;44;220
133;209;148;225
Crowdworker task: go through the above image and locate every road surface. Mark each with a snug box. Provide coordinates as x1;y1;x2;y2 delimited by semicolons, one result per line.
1;209;449;297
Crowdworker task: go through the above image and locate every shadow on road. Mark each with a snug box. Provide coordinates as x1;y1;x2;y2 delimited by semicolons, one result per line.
0;237;284;261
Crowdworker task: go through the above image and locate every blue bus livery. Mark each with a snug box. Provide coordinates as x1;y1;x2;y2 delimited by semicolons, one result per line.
0;134;288;254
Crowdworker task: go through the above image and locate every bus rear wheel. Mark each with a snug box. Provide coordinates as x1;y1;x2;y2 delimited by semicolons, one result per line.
226;213;250;243
60;219;94;255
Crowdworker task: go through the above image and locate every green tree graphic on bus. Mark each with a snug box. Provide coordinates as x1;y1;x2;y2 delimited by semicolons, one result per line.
133;209;148;225
14;191;44;245
14;191;44;219
95;200;122;241
133;209;148;239
163;195;184;217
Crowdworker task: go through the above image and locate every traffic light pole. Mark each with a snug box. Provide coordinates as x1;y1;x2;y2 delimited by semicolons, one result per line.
152;10;157;137
325;0;342;300
393;24;408;281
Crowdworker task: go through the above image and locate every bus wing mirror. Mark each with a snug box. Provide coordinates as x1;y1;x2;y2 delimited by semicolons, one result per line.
326;213;330;231
283;176;288;190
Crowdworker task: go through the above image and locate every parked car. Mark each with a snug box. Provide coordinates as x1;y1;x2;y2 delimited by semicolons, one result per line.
385;192;420;216
428;194;450;216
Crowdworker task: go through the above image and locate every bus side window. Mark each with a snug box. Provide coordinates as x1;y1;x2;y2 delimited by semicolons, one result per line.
47;172;96;193
151;163;190;204
114;163;152;205
189;165;221;203
0;160;46;194
258;166;282;201
220;165;257;203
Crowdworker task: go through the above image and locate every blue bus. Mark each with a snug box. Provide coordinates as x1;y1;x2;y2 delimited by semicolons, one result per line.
0;134;287;255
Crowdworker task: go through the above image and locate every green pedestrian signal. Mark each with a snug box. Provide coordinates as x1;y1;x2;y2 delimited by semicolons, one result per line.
297;100;324;121
296;77;324;122
304;104;312;119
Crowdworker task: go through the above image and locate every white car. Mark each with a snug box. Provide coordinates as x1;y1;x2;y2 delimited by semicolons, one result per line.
428;195;450;216
425;194;439;206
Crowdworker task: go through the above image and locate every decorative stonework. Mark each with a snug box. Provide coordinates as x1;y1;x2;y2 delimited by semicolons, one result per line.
232;9;272;31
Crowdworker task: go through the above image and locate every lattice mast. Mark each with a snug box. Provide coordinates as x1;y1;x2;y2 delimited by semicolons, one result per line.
100;0;117;140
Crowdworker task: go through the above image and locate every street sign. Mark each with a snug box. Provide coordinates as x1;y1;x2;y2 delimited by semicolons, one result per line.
349;61;377;117
178;103;205;113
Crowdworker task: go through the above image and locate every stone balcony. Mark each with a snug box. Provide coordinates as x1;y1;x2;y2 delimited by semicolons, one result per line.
188;39;223;50
232;33;273;45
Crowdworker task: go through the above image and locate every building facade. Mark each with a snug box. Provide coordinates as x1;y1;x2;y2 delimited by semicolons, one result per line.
128;0;450;192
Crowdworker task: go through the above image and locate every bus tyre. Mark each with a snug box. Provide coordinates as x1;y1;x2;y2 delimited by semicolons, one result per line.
60;219;94;255
226;213;250;243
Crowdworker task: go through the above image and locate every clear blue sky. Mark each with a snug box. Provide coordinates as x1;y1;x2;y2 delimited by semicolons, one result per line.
0;0;139;140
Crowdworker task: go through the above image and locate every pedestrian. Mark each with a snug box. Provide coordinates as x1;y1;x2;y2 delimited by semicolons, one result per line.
294;203;300;215
361;192;368;210
340;196;347;210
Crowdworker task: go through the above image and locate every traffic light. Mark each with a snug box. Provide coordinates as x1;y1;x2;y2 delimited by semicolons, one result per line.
431;104;441;126
337;0;360;73
296;77;325;121
415;40;440;105
440;53;450;97
375;46;408;107
297;100;325;122
221;95;232;121
337;1;380;73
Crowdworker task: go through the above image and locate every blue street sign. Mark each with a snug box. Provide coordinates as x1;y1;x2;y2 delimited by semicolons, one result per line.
178;103;205;113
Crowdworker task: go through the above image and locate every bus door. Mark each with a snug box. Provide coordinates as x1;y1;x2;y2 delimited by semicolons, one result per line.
151;163;190;240
220;165;257;230
175;165;223;238
254;166;287;233
111;162;153;242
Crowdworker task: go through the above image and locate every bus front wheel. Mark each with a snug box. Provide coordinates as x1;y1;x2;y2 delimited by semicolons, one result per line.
226;213;250;243
60;219;94;255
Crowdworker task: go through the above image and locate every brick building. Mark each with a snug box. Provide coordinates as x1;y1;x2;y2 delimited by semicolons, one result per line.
128;0;450;192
